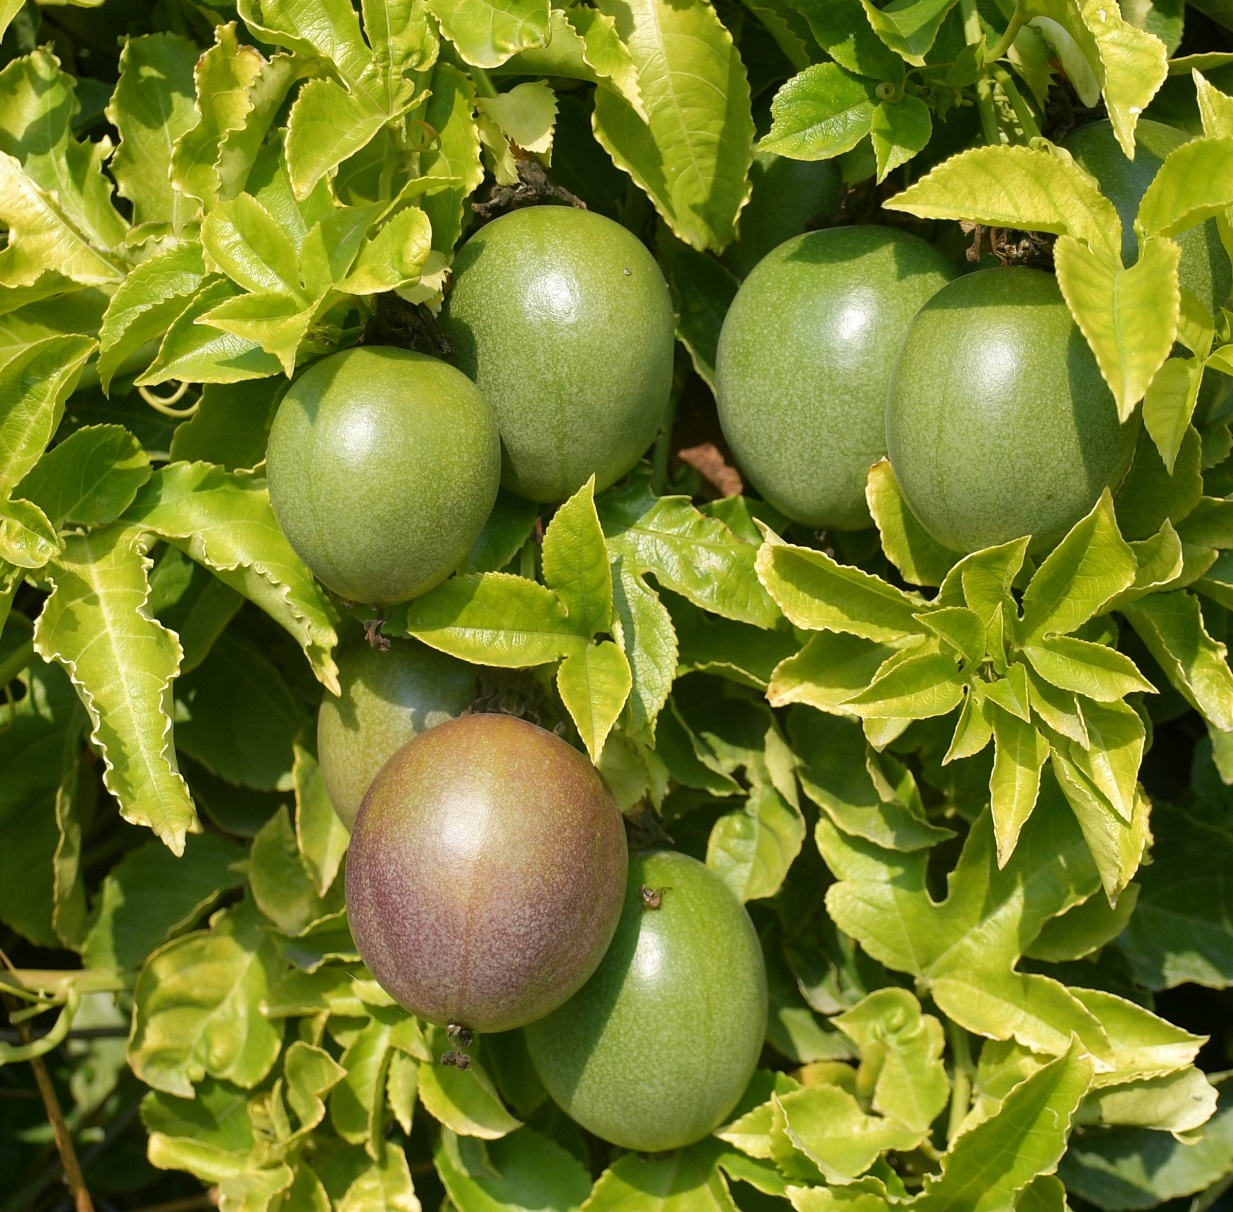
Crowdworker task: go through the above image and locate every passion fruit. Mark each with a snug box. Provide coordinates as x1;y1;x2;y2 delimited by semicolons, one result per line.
345;713;628;1033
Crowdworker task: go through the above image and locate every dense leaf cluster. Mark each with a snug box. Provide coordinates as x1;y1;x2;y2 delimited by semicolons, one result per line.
1;0;1233;1210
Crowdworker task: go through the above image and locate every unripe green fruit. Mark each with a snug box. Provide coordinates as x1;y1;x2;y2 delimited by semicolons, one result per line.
1063;119;1232;315
886;267;1138;554
440;206;675;503
715;226;955;530
345;714;628;1033
317;640;475;830
525;850;767;1152
266;346;501;606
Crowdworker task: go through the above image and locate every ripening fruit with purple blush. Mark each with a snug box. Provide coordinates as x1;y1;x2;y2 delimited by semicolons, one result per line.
344;712;629;1034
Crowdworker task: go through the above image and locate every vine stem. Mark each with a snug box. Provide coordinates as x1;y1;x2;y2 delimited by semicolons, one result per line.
993;68;1042;142
2;993;94;1212
0;639;34;691
960;0;1000;146
986;2;1026;62
946;1018;975;1145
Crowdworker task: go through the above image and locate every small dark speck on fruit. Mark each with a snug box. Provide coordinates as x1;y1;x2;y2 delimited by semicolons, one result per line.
447;1023;474;1047
624;268;631;276
640;884;667;910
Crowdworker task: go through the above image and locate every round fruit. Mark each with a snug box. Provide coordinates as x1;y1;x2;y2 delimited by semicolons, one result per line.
1064;119;1231;314
715;226;955;530
345;713;628;1033
721;151;841;280
266;346;500;606
317;640;475;830
525;849;767;1152
886;267;1138;554
440;206;674;503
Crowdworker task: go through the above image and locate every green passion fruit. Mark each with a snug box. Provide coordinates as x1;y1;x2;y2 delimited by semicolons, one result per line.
317;639;475;830
525;849;767;1152
345;713;628;1034
1064;119;1232;315
440;206;675;503
886;267;1138;554
265;346;500;607
715;226;955;530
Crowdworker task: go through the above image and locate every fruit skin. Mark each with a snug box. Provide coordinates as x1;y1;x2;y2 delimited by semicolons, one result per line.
345;713;628;1033
317;640;475;831
715;226;955;530
886;267;1138;554
266;346;501;606
440;206;674;503
525;849;768;1152
1064;119;1231;315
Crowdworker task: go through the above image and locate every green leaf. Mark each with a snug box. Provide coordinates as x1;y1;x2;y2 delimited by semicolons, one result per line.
147;548;243;675
419;1028;522;1139
777;1084;919;1183
791;710;953;851
1026;881;1140;963
128;899;285;1097
988;706;1050;866
135;277;284;387
757;530;929;641
759;63;876;161
883;144;1124;263
169;378;284;472
768;631;905;713
599;472;780;627
591;0;754;251
669;591;795;691
18;424;150;527
338;1144;420;1212
835;987;949;1132
542;478;612;638
0;496;60;568
425;0;550;67
1020;493;1136;642
1022;634;1155;701
1143;356;1204;471
861;0;957;64
434;1127;592;1212
1060;1084;1233;1210
249;802;343;936
293;739;348;898
1137;136;1233;238
336;205;432;295
81;833;244;970
329;1006;424;1150
0;334;96;497
866;460;960;588
202;191;304;299
171;23;267;212
96;243;208;393
34;525;197;853
844;650;965;720
1119;804;1233;989
285;77;388;203
612;560;677;741
106;34;200;232
870;94;931;183
816;781;1112;1061
124;461;340;694
585;1141;737;1212
1122;590;1233;729
707;779;806;902
418;63;485;255
0;151;125;286
1053;233;1181;421
913;1042;1092;1212
557;640;633;762
394;573;585;666
655;234;739;389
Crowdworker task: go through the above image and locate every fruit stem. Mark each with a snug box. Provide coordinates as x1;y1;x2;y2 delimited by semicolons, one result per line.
960;0;1000;146
985;3;1026;63
992;69;1041;142
945;1018;974;1144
